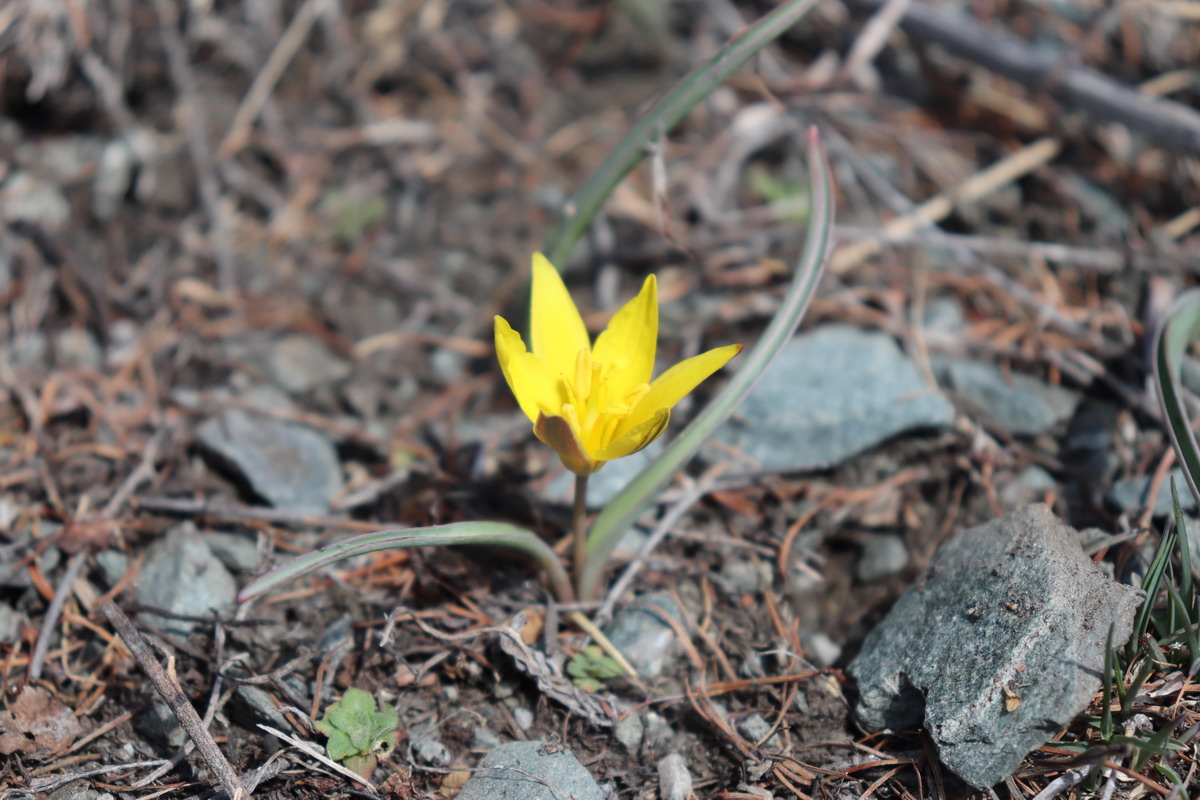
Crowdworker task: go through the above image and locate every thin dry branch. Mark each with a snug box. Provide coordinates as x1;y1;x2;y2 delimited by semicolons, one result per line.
100;601;249;799
844;0;1200;155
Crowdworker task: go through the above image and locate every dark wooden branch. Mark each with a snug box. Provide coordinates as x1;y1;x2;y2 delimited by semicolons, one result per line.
843;0;1200;156
101;601;249;799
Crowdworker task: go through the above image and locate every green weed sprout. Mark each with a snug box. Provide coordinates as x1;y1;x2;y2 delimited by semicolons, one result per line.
315;688;400;778
238;0;834;642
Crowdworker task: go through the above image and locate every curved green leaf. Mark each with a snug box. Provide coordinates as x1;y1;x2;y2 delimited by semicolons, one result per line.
237;521;574;603
579;127;835;601
1153;289;1200;512
543;0;824;268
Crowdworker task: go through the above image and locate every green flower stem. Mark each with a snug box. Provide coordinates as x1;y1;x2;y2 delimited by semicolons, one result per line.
578;128;835;602
237;521;576;605
543;0;824;269
573;473;589;591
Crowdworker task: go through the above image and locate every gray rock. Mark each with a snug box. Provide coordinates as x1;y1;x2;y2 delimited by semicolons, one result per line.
456;741;605;800
264;336;351;395
0;603;22;643
1;331;47;369
511;706;534;731
92;137;136;221
1;172;70;230
412;736;451;767
604;590;687;678
53;328;103;370
856;534;908;583
196;405;342;515
135;523;237;636
229;685;292;732
801;632;842;668
644;711;674;751
1000;466;1057;509
714;326;954;472
849;504;1143;788
134;701;187;750
204;531;262;573
614;711;643;753
932;357;1079;436
722;559;770;594
612;526;650;558
471;726;502;751
1;542;59;589
430;349;466;382
1108;469;1196;516
737;713;775;746
922;297;965;339
95;550;129;588
49;780;112;800
657;752;692;800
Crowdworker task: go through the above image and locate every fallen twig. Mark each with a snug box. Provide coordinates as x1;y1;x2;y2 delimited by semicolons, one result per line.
100;601;249;799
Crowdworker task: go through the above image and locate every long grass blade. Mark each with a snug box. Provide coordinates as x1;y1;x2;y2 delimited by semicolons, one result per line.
1153;290;1200;511
579;127;835;601
1171;478;1195;615
1130;515;1177;659
543;0;823;268
237;522;574;604
1100;623;1116;741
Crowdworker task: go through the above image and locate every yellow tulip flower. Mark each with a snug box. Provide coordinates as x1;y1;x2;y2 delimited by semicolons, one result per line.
495;253;741;476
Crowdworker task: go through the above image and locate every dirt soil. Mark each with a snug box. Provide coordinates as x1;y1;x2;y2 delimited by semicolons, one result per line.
2;1;1199;798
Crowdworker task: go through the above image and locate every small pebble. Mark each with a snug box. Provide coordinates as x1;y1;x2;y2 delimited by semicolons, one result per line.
512;706;534;731
471;726;501;750
737;713;775;746
412;736;451;767
802;632;842;667
614;712;643;753
657;753;692;800
856;534;908;583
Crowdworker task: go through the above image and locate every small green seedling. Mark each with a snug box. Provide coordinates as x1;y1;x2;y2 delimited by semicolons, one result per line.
315;688;399;778
567;645;627;691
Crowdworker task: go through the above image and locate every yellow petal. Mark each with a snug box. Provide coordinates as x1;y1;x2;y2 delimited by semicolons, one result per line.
615;343;742;440
495;315;562;424
530;253;591;384
592;274;657;404
534;411;596;475
594;408;669;461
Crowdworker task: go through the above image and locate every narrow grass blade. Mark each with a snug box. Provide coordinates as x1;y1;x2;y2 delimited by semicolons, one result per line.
1132;717;1186;772
1121;652;1158;716
1171;478;1195;614
237;522;574;604
543;0;823;268
1131;517;1177;659
1152;290;1200;511
1100;623;1116;741
579;128;835;601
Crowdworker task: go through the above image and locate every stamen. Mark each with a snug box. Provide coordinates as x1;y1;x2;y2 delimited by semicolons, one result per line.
575;349;592;400
624;383;650;409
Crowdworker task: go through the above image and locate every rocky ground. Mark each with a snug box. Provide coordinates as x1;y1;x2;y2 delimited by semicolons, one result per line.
2;1;1199;798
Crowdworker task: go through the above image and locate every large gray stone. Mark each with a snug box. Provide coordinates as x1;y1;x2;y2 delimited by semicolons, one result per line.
455;741;604;800
197;405;342;515
849;504;1142;788
932;356;1079;436
714;326;954;472
135;523;237;636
